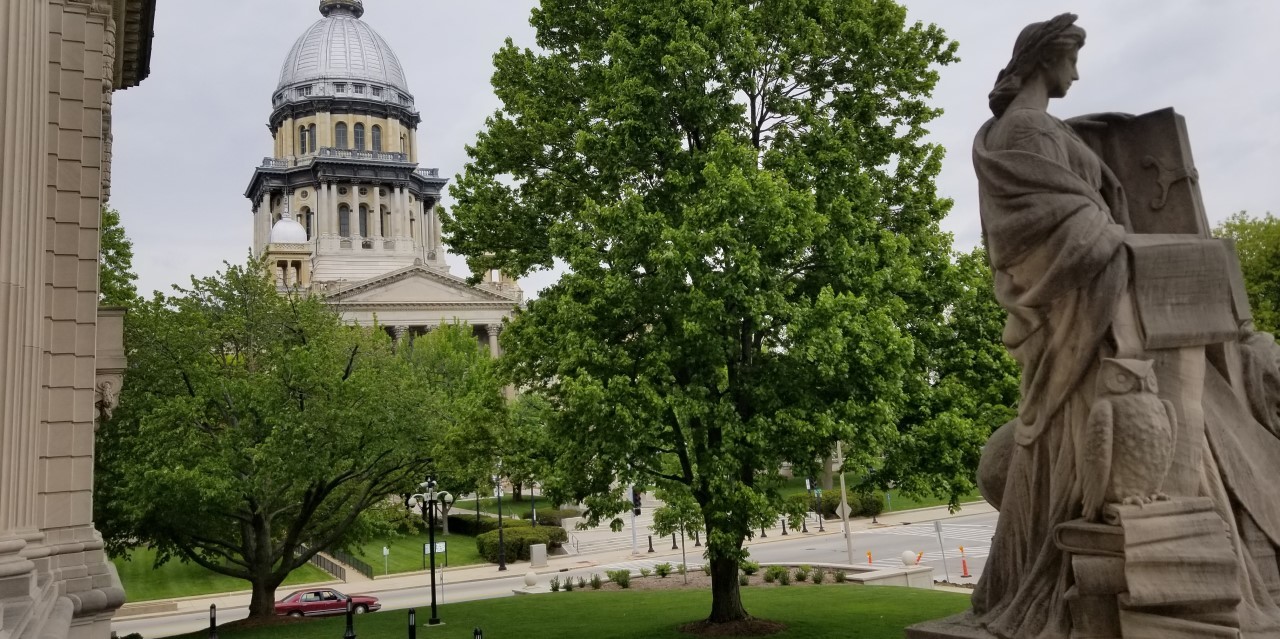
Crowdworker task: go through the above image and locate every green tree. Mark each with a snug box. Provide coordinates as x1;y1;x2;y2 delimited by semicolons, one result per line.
99;205;138;305
497;393;554;501
1216;211;1280;333
95;259;495;616
446;0;955;622
882;246;1019;508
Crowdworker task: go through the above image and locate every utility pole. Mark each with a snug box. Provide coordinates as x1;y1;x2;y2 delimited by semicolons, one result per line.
837;441;855;564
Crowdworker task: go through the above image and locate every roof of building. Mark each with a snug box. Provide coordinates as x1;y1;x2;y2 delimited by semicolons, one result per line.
269;217;310;244
275;1;411;106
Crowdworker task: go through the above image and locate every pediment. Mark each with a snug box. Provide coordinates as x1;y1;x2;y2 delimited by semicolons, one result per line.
326;266;517;305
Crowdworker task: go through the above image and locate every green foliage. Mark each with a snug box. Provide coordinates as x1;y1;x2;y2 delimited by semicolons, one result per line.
549;576;560;592
812;567;827;584
793;566;810;582
577;576;587;589
564;576;575;591
817;490;886;519
590;573;603;589
474;526;567;563
649;485;705;539
881;246;1020;510
607;569;632;588
95;257;490;615
1216;211;1280;333
764;565;788;583
447;515;532;537
739;574;750;587
520;508;580;526
677;564;687;576
99;205;138;306
779;570;792;586
640;567;652;577
834;571;848;583
655;562;672;578
739;561;760;576
446;0;956;623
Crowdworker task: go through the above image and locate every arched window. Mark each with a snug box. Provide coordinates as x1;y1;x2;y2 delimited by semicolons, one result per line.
338;204;351;237
354;123;365;151
298;126;307;155
371;125;382;152
300;206;313;239
308;124;317;153
335;122;348;149
358;204;369;237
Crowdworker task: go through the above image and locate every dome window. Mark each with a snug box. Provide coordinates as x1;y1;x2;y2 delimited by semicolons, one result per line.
335;122;348;149
372;87;383;98
334;82;346;93
371;125;382;152
297;85;312;98
353;84;365;95
354;123;365;151
398;93;408;103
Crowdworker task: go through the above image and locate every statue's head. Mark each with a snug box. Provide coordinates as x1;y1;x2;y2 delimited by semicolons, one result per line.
989;13;1087;117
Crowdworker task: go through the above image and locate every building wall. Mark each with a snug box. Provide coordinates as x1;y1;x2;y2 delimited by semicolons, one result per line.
0;1;147;638
273;113;415;160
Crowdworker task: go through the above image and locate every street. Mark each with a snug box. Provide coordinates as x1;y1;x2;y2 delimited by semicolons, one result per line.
112;509;993;638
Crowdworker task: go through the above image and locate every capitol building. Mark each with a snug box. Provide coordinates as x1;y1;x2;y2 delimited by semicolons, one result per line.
247;0;520;352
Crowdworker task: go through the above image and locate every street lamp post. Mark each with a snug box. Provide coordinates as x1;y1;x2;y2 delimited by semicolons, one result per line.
410;476;450;626
530;480;537;528
494;471;507;571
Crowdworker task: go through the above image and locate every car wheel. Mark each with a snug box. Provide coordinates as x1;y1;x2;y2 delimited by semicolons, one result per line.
354;605;368;614
288;611;302;618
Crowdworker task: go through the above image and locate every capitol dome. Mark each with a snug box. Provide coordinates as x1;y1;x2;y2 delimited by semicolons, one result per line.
273;0;413;110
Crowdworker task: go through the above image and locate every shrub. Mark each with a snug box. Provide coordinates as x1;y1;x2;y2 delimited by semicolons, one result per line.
815;490;887;519
639;567;652;577
590;573;602;589
677;563;687;575
474;526;568;563
834;571;847;583
549;576;561;592
794;566;809;582
654;562;672;578
764;565;788;583
607;569;631;588
739;560;760;576
576;576;587;589
701;564;711;576
739;574;750;586
448;514;533;536
812;567;826;584
563;577;574;591
779;570;791;585
520;508;580;527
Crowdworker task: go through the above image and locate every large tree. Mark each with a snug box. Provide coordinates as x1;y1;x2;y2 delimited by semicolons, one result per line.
1216;211;1280;333
447;0;955;623
99;204;138;306
95;259;502;616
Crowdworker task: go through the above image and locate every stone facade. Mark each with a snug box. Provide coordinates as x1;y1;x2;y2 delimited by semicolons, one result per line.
0;2;155;639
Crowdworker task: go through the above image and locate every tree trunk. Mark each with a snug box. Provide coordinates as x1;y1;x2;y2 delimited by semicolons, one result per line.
247;575;279;617
513;482;522;500
707;554;749;622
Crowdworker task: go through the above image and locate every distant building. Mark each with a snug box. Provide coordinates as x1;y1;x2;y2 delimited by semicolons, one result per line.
246;0;520;353
0;1;156;638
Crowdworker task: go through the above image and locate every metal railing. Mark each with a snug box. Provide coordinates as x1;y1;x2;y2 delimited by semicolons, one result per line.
331;549;376;579
308;553;347;582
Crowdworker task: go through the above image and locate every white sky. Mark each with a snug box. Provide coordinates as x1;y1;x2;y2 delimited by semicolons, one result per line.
111;1;1280;298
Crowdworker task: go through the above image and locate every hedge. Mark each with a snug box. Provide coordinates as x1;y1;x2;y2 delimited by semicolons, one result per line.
475;526;568;563
447;514;532;536
812;491;886;519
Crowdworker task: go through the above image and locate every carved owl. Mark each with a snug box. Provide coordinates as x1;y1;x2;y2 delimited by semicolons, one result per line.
1080;358;1178;522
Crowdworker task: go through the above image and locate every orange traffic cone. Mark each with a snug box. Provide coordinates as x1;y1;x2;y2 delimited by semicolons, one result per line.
959;545;972;578
915;551;924;565
866;551;872;565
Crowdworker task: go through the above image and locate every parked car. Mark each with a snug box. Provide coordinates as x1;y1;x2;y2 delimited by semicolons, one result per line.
274;588;381;617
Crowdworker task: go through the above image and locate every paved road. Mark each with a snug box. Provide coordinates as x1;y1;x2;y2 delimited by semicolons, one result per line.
113;508;994;638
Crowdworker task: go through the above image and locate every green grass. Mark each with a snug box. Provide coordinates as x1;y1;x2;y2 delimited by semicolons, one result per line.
113;548;332;602
778;475;984;512
347;531;484;575
192;584;969;639
452;494;543;518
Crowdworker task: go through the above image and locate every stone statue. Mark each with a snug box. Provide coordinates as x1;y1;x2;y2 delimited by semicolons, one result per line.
1081;358;1177;521
908;13;1280;639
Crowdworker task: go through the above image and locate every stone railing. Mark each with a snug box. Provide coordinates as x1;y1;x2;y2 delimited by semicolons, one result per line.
414;167;440;178
317;147;408;162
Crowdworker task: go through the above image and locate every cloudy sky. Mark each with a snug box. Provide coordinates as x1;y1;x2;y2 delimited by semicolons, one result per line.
111;0;1280;298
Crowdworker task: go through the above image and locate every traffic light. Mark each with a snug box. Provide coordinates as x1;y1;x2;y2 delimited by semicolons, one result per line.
632;490;642;516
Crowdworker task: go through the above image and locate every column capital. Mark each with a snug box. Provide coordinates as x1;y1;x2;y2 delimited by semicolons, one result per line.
486;323;503;337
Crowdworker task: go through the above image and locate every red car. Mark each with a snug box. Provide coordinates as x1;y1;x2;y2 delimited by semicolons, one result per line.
274;588;381;617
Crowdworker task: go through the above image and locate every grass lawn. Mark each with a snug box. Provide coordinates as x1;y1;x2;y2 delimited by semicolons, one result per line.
778;475;984;512
194;584;970;639
347;531;484;575
113;548;332;602
451;494;543;519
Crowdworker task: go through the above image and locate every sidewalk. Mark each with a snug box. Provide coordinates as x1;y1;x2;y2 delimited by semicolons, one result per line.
114;500;992;620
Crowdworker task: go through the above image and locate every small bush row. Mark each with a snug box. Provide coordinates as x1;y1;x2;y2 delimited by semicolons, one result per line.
474;526;567;563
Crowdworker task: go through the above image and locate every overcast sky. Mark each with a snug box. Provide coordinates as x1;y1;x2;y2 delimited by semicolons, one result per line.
111;1;1280;298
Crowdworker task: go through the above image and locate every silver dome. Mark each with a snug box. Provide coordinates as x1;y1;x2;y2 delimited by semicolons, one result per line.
275;4;412;108
269;217;310;244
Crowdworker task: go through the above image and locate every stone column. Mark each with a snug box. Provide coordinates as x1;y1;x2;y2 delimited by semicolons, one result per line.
371;184;383;239
0;0;50;588
327;183;338;235
393;325;407;348
315;181;327;241
395;185;406;238
486;324;502;358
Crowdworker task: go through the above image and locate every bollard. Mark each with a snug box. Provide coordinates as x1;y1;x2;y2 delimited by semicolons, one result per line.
408;609;417;639
647;535;655;553
344;599;356;639
672;534;679;550
208;604;218;639
781;516;788;536
473;628;483;639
